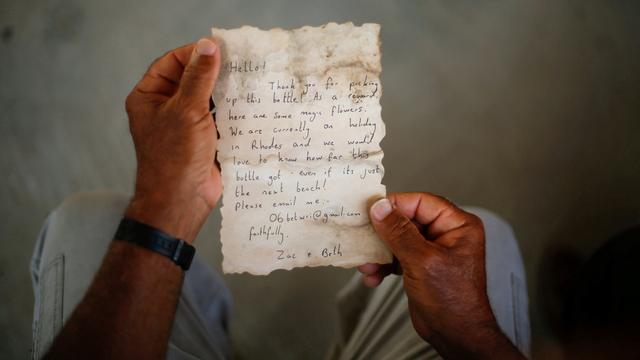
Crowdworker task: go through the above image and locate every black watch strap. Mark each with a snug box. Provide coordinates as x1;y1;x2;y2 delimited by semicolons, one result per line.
114;218;195;271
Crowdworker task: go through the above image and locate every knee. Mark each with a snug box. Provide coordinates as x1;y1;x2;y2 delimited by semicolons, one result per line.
463;207;531;355
37;191;131;258
52;192;131;221
462;206;525;275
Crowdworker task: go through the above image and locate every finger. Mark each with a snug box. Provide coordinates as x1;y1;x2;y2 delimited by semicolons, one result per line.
358;262;397;283
369;198;437;261
357;263;381;275
362;274;384;288
136;44;194;96
362;264;394;287
388;192;474;240
176;38;221;119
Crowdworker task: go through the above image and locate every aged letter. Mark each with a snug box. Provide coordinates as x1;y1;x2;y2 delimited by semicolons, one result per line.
213;23;391;274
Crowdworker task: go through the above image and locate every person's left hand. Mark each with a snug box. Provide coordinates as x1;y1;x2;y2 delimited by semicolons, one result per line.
124;38;222;243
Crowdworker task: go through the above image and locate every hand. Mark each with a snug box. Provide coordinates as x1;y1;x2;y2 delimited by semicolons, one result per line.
124;38;222;243
360;192;523;359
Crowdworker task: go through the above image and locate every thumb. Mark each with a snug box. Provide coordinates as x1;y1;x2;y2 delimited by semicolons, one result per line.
369;198;431;261
177;38;221;116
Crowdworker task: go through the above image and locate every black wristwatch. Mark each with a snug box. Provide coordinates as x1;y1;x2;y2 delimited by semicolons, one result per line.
114;218;195;271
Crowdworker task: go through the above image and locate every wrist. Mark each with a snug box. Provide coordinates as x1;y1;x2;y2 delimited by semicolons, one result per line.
125;191;211;244
430;318;523;360
460;322;523;360
114;218;196;271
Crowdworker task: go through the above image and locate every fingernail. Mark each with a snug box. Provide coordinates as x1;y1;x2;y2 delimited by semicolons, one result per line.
371;198;393;221
196;38;216;56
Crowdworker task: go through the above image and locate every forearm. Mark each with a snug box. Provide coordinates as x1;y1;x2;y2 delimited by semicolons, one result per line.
44;38;222;359
44;240;183;359
477;332;525;360
431;323;525;360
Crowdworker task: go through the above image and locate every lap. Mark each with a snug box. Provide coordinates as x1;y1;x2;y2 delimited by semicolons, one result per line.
31;195;529;359
30;192;232;359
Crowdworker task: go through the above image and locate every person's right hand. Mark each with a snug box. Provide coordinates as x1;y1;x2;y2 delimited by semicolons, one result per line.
360;192;524;359
124;38;222;243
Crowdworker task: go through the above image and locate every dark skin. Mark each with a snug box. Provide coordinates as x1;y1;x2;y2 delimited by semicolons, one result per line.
362;194;524;359
45;39;524;359
44;38;221;359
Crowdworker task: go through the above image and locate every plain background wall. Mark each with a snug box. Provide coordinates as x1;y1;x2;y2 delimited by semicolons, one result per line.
1;0;639;358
